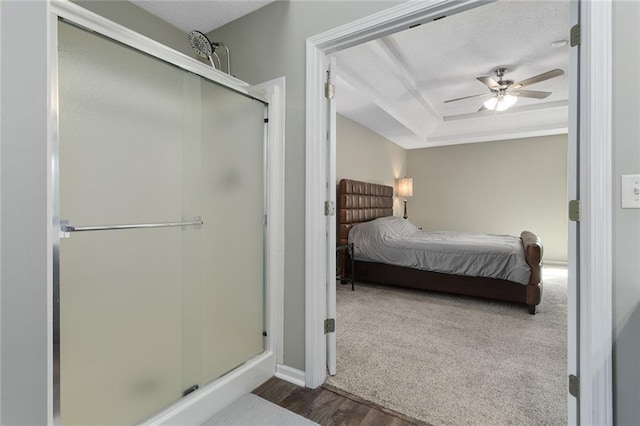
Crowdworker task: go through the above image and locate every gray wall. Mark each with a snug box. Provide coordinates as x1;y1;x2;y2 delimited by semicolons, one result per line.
613;1;640;424
73;1;194;57
337;115;408;216
1;2;50;423
208;1;401;370
407;135;568;263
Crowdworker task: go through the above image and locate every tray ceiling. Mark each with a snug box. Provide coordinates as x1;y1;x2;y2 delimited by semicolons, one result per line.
333;0;570;149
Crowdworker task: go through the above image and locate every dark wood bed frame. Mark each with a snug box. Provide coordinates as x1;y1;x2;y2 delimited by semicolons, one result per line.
338;179;543;314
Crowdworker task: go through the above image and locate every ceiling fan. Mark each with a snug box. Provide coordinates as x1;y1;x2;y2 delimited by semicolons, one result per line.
444;67;565;112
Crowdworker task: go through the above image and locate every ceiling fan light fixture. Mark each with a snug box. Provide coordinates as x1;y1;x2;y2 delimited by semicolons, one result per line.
498;94;518;111
445;67;562;112
483;97;498;110
484;94;518;111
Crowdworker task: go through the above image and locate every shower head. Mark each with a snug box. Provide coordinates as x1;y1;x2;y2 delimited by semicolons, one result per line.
187;30;231;75
188;30;214;59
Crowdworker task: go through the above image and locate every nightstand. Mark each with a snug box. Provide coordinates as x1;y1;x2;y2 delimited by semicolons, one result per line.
336;243;355;291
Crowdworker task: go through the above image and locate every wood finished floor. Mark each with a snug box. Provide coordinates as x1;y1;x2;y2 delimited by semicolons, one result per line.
252;377;428;426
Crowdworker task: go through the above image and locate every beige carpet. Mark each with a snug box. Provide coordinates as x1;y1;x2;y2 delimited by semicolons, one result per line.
326;267;567;426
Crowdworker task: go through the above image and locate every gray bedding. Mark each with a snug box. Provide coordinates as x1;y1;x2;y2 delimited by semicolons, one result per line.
348;216;531;285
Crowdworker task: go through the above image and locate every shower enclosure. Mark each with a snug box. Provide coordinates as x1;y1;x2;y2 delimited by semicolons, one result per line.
52;4;282;424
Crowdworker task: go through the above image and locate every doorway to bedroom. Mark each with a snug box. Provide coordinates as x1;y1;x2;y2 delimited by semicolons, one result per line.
312;1;576;425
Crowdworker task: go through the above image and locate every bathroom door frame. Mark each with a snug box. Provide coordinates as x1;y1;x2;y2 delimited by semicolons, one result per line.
305;0;612;424
47;1;285;424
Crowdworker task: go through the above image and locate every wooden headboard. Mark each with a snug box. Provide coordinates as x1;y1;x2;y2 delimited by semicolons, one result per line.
338;179;394;245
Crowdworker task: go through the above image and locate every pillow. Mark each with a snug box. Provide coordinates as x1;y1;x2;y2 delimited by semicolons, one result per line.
349;216;418;244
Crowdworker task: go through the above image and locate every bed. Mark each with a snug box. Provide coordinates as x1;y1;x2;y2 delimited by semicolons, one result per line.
338;179;543;314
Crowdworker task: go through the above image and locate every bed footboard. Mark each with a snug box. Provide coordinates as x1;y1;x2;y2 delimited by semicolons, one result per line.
521;231;543;314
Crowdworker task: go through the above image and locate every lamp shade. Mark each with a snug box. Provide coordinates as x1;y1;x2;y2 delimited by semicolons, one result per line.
397;177;413;198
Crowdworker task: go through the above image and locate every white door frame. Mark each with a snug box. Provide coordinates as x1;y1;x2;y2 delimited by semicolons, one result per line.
304;1;612;424
325;56;338;376
45;1;285;424
567;0;580;422
576;1;613;424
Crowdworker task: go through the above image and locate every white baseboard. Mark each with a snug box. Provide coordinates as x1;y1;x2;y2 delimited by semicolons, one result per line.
275;364;306;388
544;260;568;267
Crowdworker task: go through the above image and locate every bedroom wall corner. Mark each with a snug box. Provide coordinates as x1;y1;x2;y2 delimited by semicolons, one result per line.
336;114;408;217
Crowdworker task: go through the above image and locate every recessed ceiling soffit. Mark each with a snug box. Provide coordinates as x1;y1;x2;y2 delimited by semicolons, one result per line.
333;0;570;149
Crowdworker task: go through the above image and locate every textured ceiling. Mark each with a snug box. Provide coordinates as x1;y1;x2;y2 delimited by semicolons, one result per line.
333;0;570;149
130;0;277;33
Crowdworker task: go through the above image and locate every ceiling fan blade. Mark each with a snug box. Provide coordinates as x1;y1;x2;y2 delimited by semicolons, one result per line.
476;76;500;89
512;68;564;88
444;93;490;103
510;89;552;99
478;104;489;112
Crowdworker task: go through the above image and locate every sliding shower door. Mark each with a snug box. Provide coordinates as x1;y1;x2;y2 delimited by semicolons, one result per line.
198;78;265;384
57;21;266;425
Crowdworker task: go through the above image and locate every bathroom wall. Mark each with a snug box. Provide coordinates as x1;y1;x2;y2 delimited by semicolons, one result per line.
73;1;194;56
612;1;640;423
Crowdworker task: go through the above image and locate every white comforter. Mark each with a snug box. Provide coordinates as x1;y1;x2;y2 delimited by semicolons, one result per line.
348;216;531;285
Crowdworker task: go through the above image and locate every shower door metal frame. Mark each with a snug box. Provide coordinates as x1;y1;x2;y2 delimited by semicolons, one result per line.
48;1;285;424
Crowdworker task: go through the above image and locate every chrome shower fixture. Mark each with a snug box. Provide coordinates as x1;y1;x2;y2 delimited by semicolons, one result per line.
211;41;231;76
188;30;231;75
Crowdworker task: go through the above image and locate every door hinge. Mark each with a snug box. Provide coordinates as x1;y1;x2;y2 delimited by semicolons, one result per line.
325;82;335;99
325;68;335;99
324;318;335;334
570;24;581;47
324;200;335;216
569;374;580;398
569;199;580;222
264;214;268;227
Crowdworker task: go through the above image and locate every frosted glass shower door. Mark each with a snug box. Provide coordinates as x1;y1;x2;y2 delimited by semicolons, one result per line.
58;21;190;425
198;79;266;384
57;20;267;425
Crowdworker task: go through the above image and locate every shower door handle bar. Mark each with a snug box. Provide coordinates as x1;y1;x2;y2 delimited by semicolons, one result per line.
60;219;203;235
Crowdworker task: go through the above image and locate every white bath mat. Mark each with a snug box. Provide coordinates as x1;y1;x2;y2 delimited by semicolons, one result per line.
203;393;318;426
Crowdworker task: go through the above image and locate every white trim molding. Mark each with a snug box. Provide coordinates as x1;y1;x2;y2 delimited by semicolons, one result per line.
256;77;287;366
308;0;496;54
304;38;329;389
578;0;613;424
275;365;306;388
